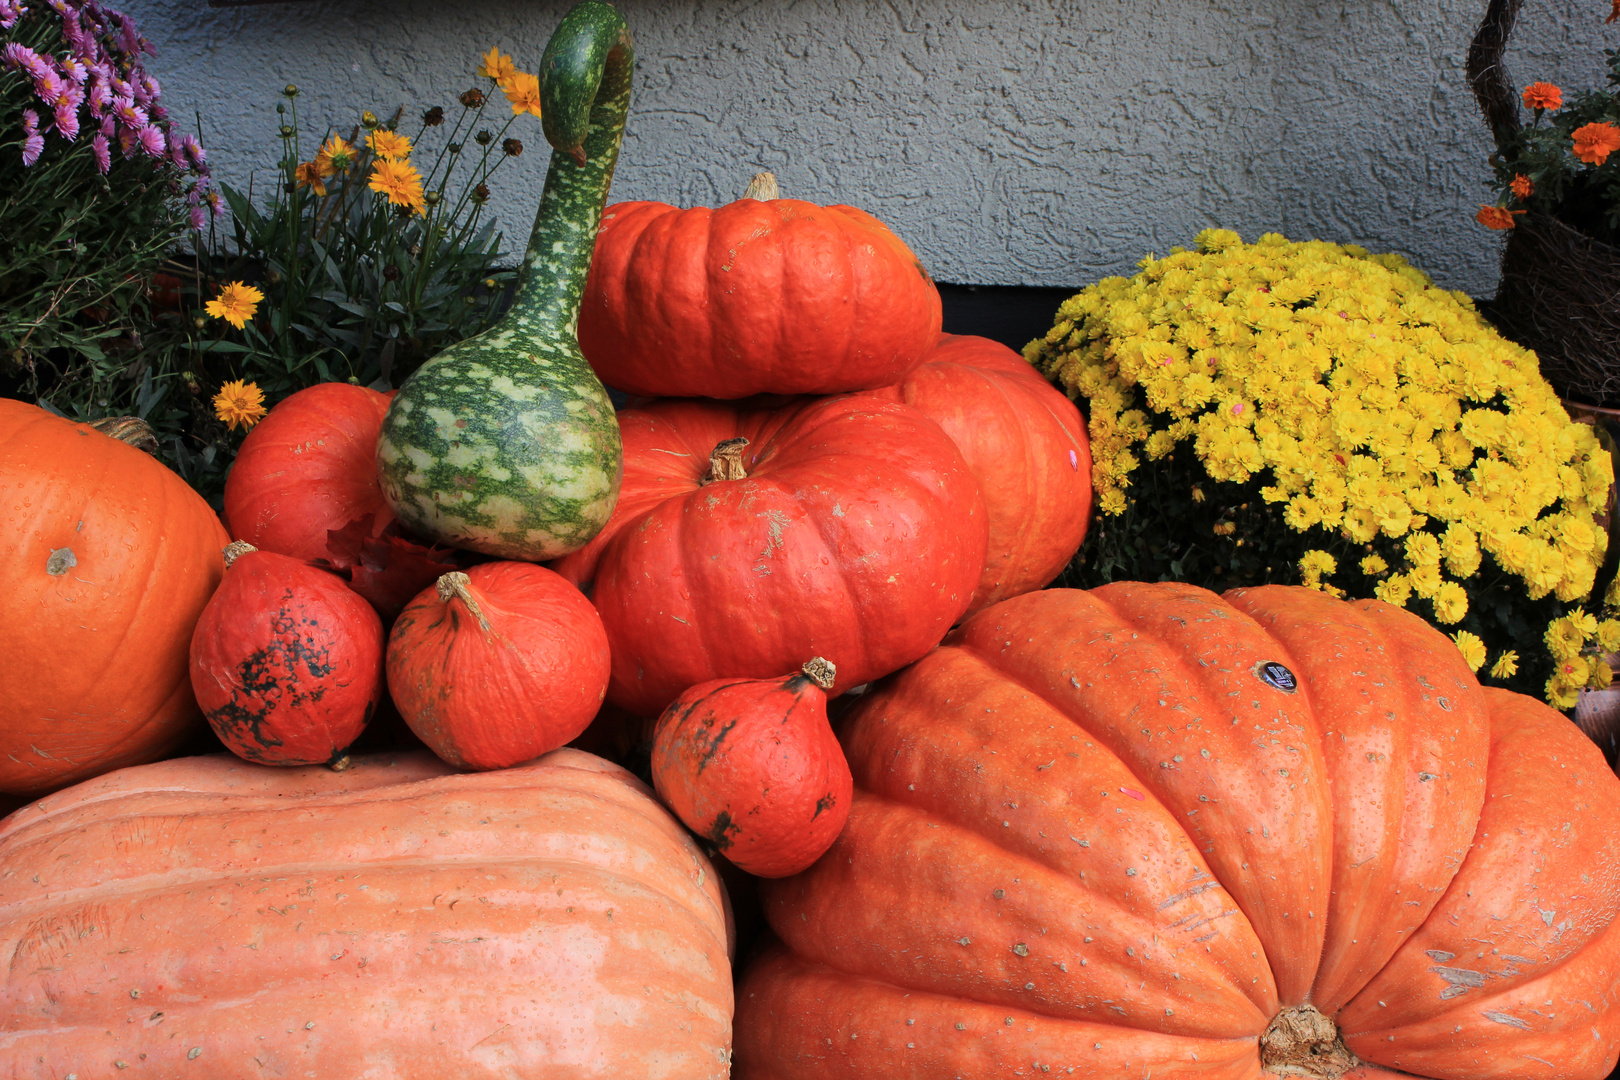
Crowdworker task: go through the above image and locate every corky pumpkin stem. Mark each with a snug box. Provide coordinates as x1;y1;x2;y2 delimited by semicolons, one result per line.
222;540;257;569
796;657;836;692
1258;1005;1360;1079
704;437;751;483
436;571;492;633
743;171;780;201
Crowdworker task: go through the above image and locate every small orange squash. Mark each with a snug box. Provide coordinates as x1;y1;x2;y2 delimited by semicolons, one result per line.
651;658;851;878
0;399;228;796
0;748;733;1077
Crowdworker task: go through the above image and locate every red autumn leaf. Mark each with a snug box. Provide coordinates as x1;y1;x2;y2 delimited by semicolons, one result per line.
318;517;464;620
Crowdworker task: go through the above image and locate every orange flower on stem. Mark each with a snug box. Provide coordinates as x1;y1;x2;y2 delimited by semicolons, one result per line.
213;380;268;431
1476;205;1525;230
1510;173;1534;200
1522;82;1563;111
1574;121;1620;165
294;160;327;197
503;71;542;118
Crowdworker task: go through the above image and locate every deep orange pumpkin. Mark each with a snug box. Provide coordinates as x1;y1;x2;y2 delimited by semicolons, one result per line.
735;584;1620;1079
189;542;385;766
549;394;988;717
578;181;942;398
222;382;395;564
0;748;733;1077
0;399;229;796
386;562;612;770
861;333;1092;612
651;658;852;878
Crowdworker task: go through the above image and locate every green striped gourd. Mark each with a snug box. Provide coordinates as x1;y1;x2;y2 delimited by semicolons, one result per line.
375;1;629;560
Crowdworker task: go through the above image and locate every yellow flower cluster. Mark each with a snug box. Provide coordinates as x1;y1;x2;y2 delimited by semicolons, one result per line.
1029;229;1614;702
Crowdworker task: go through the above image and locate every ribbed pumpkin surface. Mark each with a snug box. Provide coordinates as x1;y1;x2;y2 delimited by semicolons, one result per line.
735;583;1620;1079
0;748;732;1078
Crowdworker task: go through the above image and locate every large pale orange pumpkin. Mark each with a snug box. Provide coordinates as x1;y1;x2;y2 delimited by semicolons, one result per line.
735;583;1620;1079
0;748;733;1078
0;399;229;796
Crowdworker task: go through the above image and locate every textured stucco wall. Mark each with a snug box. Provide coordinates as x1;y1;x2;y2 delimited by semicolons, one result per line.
127;0;1614;297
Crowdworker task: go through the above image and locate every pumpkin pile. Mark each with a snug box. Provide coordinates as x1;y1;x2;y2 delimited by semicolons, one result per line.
9;2;1620;1078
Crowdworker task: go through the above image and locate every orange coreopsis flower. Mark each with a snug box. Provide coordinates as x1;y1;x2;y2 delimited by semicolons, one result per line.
1574;121;1620;165
366;128;413;162
478;47;517;87
1476;204;1525;230
205;281;265;329
1510;173;1534;200
1522;82;1564;111
213;380;268;431
503;71;542;118
369;157;425;213
294;160;327;197
315;134;355;176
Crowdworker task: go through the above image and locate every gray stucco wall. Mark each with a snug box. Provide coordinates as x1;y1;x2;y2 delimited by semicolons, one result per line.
129;0;1613;298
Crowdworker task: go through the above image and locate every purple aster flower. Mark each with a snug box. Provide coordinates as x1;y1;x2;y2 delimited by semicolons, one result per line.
114;13;138;55
60;56;87;84
116;124;136;158
181;131;204;167
4;43;52;81
135;123;164;158
87;78;112;114
91;131;109;172
134;73;158;103
112;97;144;128
47;0;73;14
98;113;114;137
188;202;207;230
22;107;39;135
34;68;66;107
206;186;223;216
109;73;130;98
21;129;44;166
0;0;26;30
53;95;80;140
146;101;166;121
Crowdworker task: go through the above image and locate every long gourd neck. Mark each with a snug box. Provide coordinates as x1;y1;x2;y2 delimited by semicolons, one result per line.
504;1;633;340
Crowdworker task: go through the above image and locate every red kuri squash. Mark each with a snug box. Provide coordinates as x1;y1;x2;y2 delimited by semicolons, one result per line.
651;657;851;878
862;333;1092;612
222;382;395;563
0;399;228;796
735;583;1620;1079
550;394;988;717
190;541;385;767
578;173;943;398
0;748;733;1077
387;562;611;770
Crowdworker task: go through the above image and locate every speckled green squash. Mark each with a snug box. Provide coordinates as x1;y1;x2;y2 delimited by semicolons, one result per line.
375;1;629;560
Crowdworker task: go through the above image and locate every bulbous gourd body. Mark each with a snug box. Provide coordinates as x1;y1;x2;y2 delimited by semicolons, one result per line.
376;1;630;561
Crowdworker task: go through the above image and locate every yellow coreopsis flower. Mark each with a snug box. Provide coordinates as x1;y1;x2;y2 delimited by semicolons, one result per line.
478;46;518;86
367;128;414;162
213;379;268;431
369;157;425;213
204;281;264;330
315;134;355;176
503;71;542;118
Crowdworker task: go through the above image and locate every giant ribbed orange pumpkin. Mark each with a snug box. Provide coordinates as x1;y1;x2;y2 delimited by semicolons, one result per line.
735;583;1620;1079
0;399;229;796
861;333;1092;613
0;748;733;1077
577;174;943;398
550;394;988;717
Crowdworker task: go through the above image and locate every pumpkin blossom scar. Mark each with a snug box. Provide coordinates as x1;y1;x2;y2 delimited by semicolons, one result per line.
204;280;264;329
213;379;268;430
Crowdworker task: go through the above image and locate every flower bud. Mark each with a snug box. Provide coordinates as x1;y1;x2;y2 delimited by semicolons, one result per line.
447;142;462;154
424;189;442;207
275;102;286;114
361;110;380;129
472;183;490;205
278;124;295;138
474;129;493;145
282;84;299;98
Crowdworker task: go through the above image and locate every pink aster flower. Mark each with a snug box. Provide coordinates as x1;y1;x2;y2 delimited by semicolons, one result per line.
20;110;44;166
98;113;115;138
90;131;110;172
22;107;38;135
134;73;158;103
46;0;71;14
34;68;66;107
0;0;26;29
180;131;204;167
135;123;164;157
4;43;52;81
109;73;131;98
116;124;137;159
112;96;145;128
86;78;112;114
60;56;87;84
146;102;166;121
53;95;81;140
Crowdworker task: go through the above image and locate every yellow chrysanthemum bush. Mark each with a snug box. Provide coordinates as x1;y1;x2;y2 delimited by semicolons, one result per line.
1028;228;1618;706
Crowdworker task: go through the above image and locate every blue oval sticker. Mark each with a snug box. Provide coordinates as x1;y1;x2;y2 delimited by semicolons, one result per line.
1257;662;1296;693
